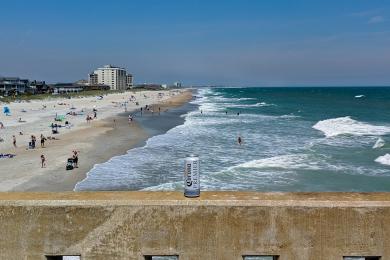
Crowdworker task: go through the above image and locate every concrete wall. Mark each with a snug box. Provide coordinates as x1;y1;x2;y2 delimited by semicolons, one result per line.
0;192;389;260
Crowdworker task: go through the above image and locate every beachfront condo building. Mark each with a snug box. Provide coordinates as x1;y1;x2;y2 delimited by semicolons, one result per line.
89;65;131;91
126;74;133;88
88;73;98;85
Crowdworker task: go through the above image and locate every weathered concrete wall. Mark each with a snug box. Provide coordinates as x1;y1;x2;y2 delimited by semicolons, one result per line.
0;192;389;260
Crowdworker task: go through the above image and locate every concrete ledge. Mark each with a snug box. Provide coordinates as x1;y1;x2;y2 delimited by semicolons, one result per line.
1;192;390;259
1;191;390;206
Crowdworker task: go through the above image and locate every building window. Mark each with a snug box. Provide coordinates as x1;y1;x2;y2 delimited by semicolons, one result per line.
46;256;80;260
243;256;279;260
144;256;178;260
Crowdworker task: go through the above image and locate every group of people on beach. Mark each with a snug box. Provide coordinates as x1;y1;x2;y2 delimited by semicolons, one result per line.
1;91;178;171
86;109;98;123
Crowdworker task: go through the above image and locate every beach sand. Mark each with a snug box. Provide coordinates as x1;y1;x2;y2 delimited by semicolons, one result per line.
0;89;193;192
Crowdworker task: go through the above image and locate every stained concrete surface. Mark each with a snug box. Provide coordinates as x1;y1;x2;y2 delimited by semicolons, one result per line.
0;192;389;260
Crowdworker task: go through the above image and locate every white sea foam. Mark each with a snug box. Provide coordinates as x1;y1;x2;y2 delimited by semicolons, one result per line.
229;154;325;171
375;154;390;166
141;181;182;191
225;102;272;108
355;95;365;98
313;116;390;137
373;138;385;149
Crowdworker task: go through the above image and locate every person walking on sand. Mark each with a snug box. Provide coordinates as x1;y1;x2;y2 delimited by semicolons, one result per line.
40;154;46;168
31;135;36;149
12;135;16;147
40;134;46;148
72;150;79;168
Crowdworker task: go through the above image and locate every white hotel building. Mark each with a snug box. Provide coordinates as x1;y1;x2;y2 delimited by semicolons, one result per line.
89;65;131;90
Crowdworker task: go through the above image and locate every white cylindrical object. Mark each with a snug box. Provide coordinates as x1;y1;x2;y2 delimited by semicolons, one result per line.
184;154;200;197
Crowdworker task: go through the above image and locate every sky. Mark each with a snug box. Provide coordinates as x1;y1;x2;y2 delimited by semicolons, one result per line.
0;0;389;86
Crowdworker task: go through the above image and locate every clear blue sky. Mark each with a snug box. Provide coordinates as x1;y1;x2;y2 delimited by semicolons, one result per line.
0;0;389;86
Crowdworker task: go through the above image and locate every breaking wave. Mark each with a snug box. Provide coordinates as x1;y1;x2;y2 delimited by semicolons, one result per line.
375;154;390;166
313;116;390;137
373;138;385;149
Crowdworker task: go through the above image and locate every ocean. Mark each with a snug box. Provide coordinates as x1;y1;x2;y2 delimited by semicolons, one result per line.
75;87;390;192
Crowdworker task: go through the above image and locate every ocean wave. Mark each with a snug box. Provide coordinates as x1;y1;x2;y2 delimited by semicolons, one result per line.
141;181;182;191
212;96;257;102
375;154;390;166
225;102;273;108
313;116;390;137
373;138;385;149
355;95;365;98
228;154;327;171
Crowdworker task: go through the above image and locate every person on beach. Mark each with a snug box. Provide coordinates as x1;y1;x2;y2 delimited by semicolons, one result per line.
159;107;161;115
0;122;4;129
128;115;133;124
31;135;36;149
237;136;243;145
40;134;46;148
93;110;97;119
40;154;46;168
72;150;79;168
12;135;16;147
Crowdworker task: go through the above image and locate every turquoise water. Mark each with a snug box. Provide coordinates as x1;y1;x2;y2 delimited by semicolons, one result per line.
76;87;390;192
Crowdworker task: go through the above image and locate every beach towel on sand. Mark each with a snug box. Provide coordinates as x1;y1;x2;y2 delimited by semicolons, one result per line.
0;153;15;159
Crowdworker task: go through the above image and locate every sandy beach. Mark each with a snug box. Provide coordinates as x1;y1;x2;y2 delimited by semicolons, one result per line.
0;89;192;192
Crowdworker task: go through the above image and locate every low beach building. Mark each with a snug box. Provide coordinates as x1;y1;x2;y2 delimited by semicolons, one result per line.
50;83;84;94
29;80;50;94
0;77;30;95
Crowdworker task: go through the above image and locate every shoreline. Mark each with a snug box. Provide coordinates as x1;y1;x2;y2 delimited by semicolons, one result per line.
0;89;193;192
74;94;197;191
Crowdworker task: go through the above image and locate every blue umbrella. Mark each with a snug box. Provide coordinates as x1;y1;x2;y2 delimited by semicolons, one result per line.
3;106;10;115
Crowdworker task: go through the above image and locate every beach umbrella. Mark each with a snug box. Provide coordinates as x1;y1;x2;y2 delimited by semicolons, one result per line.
3;106;10;115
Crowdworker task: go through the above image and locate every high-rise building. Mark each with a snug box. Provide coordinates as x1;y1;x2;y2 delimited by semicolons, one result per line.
126;74;133;88
92;65;128;90
88;73;98;85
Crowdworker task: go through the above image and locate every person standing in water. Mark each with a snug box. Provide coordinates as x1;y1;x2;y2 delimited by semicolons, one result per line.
237;136;243;145
12;135;16;148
